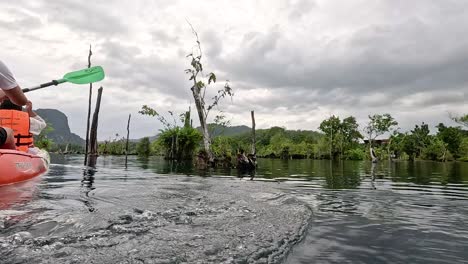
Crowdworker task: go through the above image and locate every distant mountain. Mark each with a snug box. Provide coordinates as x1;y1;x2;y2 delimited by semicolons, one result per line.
132;125;319;143
35;109;85;146
129;135;159;143
197;124;251;137
129;125;250;142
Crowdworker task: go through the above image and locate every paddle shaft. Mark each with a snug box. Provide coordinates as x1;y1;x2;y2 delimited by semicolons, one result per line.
20;66;104;93
22;79;66;93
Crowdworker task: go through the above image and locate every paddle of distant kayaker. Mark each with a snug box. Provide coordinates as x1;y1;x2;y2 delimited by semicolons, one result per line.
0;60;30;150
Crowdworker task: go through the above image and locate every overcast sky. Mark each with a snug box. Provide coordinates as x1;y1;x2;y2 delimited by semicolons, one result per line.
1;0;467;140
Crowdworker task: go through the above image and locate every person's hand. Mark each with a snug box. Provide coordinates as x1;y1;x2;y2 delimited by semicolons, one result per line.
25;101;33;113
25;101;37;117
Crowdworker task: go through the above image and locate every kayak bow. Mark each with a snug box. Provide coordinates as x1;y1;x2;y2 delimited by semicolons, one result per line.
0;149;49;186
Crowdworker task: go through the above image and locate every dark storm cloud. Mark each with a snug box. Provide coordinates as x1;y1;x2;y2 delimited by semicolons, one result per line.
237;36;461;93
213;7;468;107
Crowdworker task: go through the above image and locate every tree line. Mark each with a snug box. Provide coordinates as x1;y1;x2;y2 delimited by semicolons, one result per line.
34;111;467;163
128;113;467;163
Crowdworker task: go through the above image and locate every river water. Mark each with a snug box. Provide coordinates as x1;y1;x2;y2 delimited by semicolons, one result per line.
1;155;467;263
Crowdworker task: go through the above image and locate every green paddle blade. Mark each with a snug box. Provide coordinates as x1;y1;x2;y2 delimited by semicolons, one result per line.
63;66;105;84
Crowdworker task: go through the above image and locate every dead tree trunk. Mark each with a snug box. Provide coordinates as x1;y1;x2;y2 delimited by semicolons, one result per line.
186;25;231;165
330;126;333;160
251;110;256;155
84;45;93;166
170;135;175;160
125;114;131;168
192;87;212;162
87;87;103;167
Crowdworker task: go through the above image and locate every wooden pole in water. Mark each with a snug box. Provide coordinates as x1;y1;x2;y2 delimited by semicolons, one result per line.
125;114;131;168
251;110;256;155
87;86;103;167
84;45;93;165
330;125;333;160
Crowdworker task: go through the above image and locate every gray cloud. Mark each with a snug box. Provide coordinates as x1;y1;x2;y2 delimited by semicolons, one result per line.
202;30;224;58
0;12;42;31
217;18;468;97
21;0;127;36
151;29;181;47
288;0;317;20
97;40;190;99
395;91;467;108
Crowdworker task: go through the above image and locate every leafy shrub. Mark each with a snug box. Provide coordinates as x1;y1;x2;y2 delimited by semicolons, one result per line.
345;148;365;160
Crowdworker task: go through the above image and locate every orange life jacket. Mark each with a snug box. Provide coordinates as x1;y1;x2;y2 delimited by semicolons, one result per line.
0;110;33;152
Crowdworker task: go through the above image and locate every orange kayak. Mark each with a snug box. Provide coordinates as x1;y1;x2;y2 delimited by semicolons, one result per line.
0;149;49;186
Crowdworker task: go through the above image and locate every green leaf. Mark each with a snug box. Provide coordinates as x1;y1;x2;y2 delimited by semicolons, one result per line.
208;72;216;84
196;81;205;90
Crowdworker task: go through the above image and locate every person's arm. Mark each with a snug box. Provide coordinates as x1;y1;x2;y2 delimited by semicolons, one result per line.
3;86;28;106
0;61;28;105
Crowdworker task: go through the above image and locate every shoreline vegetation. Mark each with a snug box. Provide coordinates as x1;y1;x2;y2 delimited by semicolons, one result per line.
41;113;467;163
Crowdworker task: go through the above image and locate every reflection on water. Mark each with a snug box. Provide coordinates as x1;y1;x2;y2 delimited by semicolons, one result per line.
81;168;96;212
123;156;468;191
1;154;467;263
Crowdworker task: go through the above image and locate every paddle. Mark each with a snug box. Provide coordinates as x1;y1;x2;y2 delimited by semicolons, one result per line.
22;66;105;93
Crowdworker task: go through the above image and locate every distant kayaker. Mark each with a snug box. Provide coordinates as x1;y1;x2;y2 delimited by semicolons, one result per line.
0;60;29;149
0;100;46;152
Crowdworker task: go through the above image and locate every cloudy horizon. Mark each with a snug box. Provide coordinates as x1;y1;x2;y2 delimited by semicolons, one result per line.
1;0;467;140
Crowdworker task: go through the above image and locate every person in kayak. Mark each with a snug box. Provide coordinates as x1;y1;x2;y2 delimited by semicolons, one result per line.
0;60;29;150
0;100;46;152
